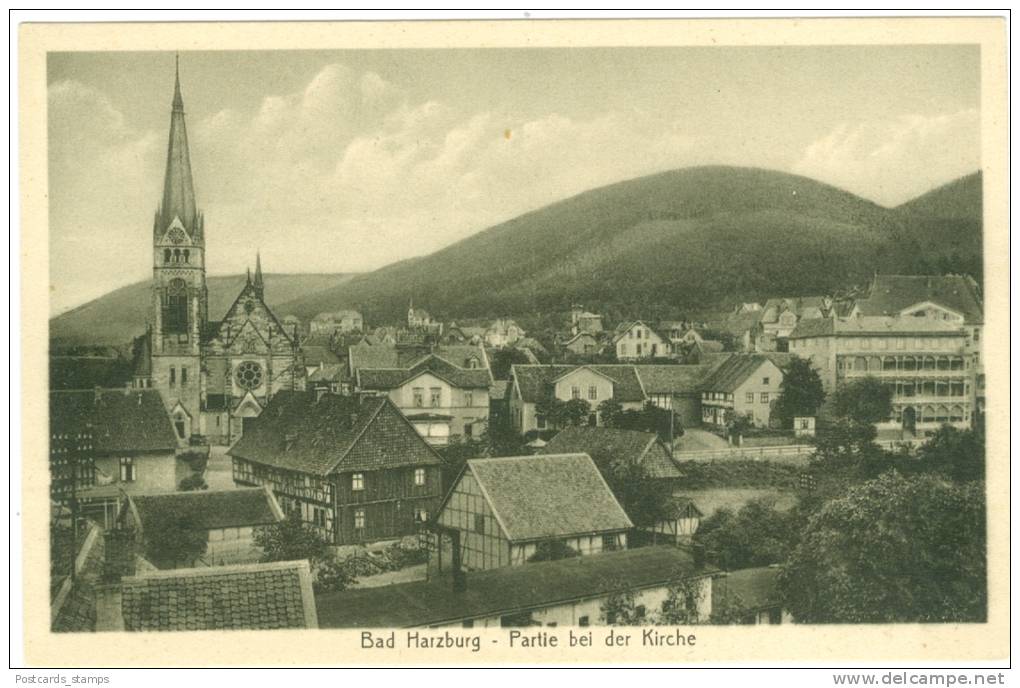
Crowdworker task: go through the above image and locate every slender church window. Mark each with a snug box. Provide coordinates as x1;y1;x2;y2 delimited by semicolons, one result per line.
164;248;172;263
163;278;189;334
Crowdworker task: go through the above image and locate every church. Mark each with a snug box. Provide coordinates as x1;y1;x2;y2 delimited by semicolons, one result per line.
133;60;300;445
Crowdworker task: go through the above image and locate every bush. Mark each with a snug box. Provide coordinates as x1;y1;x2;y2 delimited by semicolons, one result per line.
178;474;208;491
314;559;358;594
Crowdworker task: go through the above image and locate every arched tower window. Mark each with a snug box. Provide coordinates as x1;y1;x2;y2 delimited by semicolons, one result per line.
173;248;181;264
163;278;189;334
164;248;172;263
183;249;190;264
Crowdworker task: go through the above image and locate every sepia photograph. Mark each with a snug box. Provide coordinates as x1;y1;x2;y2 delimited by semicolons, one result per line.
16;13;1009;670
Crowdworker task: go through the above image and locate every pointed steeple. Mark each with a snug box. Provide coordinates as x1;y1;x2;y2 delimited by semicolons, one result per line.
253;252;265;299
157;53;199;238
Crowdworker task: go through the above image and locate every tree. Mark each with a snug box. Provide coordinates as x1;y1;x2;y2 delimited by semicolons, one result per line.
178;474;208;491
773;357;826;427
599;578;645;625
144;512;208;567
658;574;706;625
917;425;985;483
489;348;533;379
557;398;592;427
602;451;673;528
779;472;986;623
313;559;358;594
597;398;624;427
832;377;892;426
254;511;332;567
607;401;684;444
694;498;799;570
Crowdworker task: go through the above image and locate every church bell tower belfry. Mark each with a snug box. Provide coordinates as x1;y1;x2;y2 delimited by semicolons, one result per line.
148;56;207;440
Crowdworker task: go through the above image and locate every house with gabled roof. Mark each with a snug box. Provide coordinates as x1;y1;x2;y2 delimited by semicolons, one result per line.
540;426;681;481
355;353;493;445
121;487;284;567
507;364;647;433
758;296;834;352
434;453;633;572
700;353;785;428
228;391;443;545
613;320;671;360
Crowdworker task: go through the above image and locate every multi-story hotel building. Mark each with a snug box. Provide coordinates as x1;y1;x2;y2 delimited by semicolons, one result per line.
788;316;975;435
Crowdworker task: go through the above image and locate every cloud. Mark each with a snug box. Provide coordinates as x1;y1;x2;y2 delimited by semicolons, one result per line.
792;109;980;206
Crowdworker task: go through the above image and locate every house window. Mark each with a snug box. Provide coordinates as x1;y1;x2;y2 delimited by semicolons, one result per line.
414;468;426;486
578;615;590;627
462;620;474;629
602;534;619;551
119;457;135;483
415;509;429;523
746;392;754;404
464;391;474;407
352;473;364;491
762;377;769;385
761;392;769;404
354;509;365;530
181;366;188;386
169;366;176;388
571;385;581;400
474;514;486;534
413;388;424;407
588;385;598;401
430;388;442;407
312;508;327;527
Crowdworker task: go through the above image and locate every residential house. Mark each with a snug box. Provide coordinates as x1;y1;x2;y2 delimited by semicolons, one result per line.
757;296;832;352
540;426;681;482
700;354;786;428
112;560;318;631
513;336;548;361
309;309;364;335
356;353;493;445
614;321;671;360
633;358;731;426
712;566;791;625
707;306;765;352
788;315;974;434
485;318;526;348
434;454;633;571
120;487;284;567
315;546;717;628
570;305;604;335
645;496;703;545
507;364;646;434
563;332;601;357
229;391;443;545
50;388;186;528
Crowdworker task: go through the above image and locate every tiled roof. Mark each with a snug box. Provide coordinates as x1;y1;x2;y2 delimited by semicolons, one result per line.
761;296;831;323
789;315;968;339
357;354;491;391
49;389;178;454
856;274;983;324
634;361;728;395
713;566;783;613
701;354;777;393
128;487;283;533
464;453;633;542
229;391;441;475
301;345;342;367
307;363;348;384
121;560;317;631
349;343;488;373
541;426;681;480
316;545;717;628
707;310;764;337
511;365;646;403
611;320;670;344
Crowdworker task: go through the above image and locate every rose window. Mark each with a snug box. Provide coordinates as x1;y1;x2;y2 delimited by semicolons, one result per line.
235;361;263;390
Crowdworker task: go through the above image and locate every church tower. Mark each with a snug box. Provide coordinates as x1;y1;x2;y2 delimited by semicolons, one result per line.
148;56;206;439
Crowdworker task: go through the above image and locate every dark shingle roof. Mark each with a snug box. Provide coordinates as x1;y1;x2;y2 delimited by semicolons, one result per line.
301;345;341;367
701;354;778;393
634;362;728;395
49;389;178;454
464;453;633;542
121;560;317;631
856;274;983;324
229;391;441;475
129;487;283;533
541;426;681;480
789;315;968;339
357;354;492;391
511;365;646;403
316;546;717;628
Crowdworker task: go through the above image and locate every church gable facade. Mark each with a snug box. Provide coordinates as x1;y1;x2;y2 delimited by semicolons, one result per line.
134;60;299;446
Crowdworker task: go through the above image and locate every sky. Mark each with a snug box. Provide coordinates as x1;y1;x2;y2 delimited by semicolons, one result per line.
47;46;981;315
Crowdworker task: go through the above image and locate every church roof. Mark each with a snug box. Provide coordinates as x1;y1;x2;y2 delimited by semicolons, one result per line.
156;58;200;239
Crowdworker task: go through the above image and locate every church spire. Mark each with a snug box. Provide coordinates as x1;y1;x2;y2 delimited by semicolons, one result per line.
157;53;198;238
253;252;264;299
